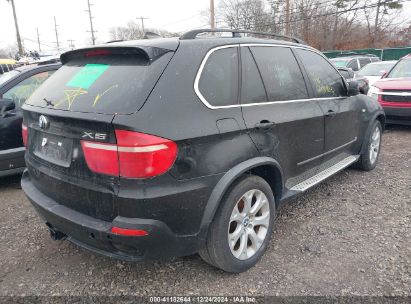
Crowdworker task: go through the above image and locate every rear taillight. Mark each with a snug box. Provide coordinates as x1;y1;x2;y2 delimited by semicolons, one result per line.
22;124;28;147
81;141;119;176
80;130;177;178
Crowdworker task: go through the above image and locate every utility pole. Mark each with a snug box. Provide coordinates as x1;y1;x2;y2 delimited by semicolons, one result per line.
137;17;149;33
7;0;23;55
36;27;41;52
54;16;60;51
210;0;215;29
67;39;75;50
86;0;96;45
285;0;290;36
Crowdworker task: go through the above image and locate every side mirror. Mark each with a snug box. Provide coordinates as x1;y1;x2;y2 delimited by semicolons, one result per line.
347;80;360;97
0;98;16;118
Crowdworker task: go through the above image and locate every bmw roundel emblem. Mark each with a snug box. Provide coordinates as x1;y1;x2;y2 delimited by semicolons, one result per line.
38;115;49;129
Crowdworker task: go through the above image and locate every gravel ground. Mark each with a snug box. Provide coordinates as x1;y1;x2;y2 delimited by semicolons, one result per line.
0;125;410;297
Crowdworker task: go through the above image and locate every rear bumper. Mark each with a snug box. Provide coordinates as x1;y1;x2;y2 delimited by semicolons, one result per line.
22;170;201;261
382;106;411;125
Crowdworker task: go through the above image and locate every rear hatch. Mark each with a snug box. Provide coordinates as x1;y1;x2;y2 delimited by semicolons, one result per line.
22;42;177;221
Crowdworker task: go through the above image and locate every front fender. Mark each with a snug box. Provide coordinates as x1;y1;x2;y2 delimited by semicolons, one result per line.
360;109;385;154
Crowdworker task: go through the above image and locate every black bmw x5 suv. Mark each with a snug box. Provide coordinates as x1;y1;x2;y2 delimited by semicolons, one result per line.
21;29;385;273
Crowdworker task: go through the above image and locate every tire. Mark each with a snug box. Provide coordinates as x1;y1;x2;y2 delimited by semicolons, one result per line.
199;175;275;273
356;120;382;171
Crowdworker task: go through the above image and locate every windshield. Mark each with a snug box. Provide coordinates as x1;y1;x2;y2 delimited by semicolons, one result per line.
357;62;396;76
330;58;350;68
26;52;173;114
387;59;411;78
0;70;20;86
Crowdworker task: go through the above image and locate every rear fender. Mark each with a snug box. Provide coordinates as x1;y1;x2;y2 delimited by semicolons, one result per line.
198;157;283;243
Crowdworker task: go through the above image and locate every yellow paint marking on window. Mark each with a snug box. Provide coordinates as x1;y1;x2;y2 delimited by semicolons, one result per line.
92;84;119;107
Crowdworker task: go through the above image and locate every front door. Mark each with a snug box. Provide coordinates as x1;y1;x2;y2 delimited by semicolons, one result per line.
295;48;361;164
0;69;55;171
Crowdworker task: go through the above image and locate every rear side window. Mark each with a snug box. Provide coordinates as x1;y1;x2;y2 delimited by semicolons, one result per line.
296;49;346;98
27;52;173;114
198;47;239;107
241;47;267;104
251;46;309;102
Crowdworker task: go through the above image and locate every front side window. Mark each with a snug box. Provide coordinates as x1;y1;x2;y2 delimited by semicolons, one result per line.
198;47;239;107
296;49;346;98
250;46;308;101
3;70;55;109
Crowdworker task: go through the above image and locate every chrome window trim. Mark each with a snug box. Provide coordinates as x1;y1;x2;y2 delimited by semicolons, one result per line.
194;43;347;110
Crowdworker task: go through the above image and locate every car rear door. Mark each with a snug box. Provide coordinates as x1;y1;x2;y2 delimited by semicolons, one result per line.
295;48;362;164
240;45;325;187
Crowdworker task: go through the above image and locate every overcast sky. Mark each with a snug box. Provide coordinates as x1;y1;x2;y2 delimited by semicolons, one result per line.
0;0;211;53
1;0;410;54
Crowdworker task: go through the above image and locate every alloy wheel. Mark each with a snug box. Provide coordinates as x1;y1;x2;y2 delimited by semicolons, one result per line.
369;126;381;164
227;189;270;260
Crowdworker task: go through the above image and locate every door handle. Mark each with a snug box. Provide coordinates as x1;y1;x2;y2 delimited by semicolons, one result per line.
255;120;275;130
325;110;337;117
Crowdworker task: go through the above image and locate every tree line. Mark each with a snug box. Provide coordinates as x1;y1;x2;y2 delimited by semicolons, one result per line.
213;0;410;50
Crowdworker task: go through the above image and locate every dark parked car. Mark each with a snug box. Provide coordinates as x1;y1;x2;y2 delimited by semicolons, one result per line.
21;29;385;273
338;67;369;94
330;53;380;71
368;54;411;125
0;63;60;177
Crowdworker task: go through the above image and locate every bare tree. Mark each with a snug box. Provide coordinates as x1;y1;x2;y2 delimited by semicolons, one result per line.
219;0;271;31
109;21;179;41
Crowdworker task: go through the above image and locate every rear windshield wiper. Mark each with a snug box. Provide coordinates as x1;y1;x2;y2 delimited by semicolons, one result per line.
43;98;55;107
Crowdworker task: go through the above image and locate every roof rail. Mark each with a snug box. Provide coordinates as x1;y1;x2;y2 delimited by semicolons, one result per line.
180;28;306;44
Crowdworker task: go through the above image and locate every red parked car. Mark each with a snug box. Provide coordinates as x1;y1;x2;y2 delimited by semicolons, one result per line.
368;54;411;125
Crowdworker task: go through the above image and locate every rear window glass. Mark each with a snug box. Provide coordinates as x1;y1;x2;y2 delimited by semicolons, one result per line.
26;52;173;114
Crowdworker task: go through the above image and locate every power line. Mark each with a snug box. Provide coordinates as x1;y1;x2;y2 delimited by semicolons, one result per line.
22;37;57;50
159;13;201;28
86;0;97;45
260;0;411;28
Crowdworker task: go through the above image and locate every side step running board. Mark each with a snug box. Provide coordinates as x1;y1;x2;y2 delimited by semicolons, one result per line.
290;155;359;192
